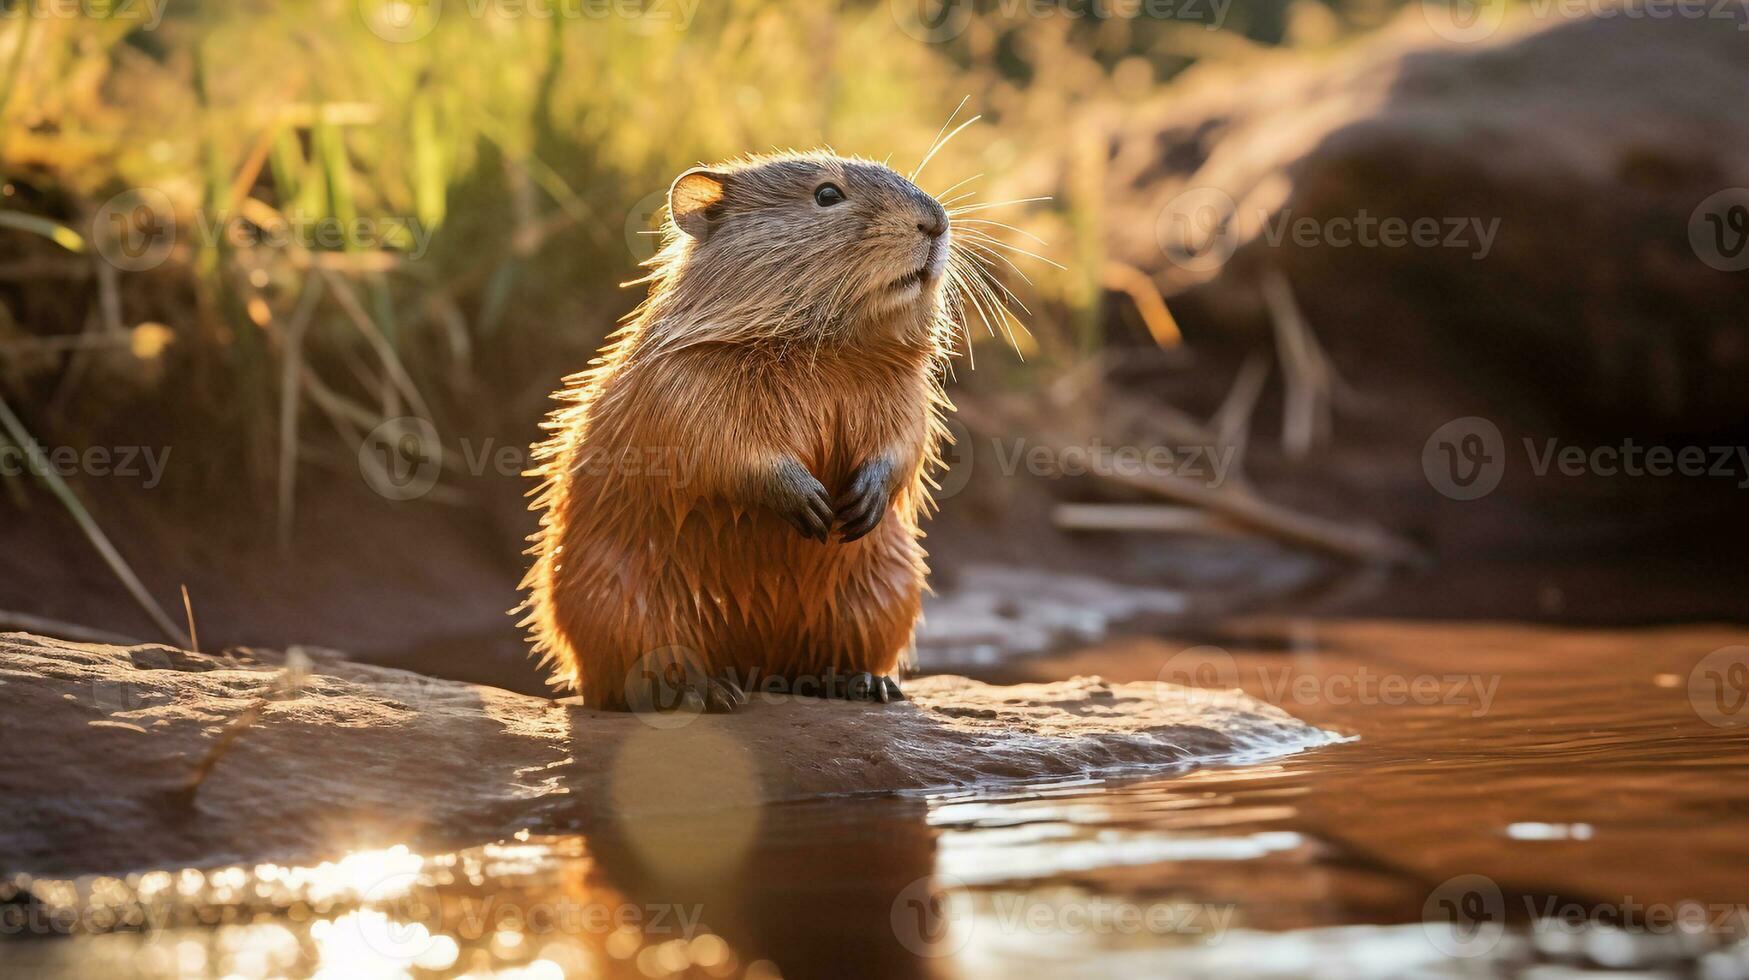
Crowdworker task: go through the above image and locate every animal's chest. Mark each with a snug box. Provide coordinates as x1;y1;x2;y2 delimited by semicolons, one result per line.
771;360;911;484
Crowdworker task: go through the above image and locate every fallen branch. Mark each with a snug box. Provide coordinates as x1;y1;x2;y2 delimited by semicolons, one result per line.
956;399;1421;566
1095;465;1421;564
1053;503;1248;536
1103;260;1183;348
1262;267;1335;460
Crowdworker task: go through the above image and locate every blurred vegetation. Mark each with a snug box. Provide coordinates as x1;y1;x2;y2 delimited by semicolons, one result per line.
0;0;1417;514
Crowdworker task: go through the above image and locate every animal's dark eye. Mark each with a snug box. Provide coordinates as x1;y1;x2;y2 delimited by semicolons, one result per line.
813;183;846;207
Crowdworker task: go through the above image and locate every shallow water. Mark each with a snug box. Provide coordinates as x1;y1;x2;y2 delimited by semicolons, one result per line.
7;619;1749;978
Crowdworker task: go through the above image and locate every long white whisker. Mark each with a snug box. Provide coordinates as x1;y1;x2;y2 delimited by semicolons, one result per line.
946;197;1052;215
967;262;1026;357
957;230;1066;270
913;114;981;183
955;244;1033;312
954;252;1022;355
911;96;970;182
955;217;1048;246
950;254;1001;341
933;173;983;201
944;264;977;368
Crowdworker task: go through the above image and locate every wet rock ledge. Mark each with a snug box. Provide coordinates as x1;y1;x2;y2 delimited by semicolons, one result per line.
0;632;1338;876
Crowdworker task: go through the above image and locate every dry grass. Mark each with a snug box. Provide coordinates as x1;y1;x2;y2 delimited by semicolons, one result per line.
0;0;1414;518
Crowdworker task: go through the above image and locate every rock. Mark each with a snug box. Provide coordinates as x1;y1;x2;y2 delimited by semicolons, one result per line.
1110;8;1749;436
0;632;1337;877
917;564;1189;669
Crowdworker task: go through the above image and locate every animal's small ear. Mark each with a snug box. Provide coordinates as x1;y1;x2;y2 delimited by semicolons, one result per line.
669;168;731;241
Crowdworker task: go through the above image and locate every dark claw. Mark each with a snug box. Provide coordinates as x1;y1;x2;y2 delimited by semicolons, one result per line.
705;682;736;714
768;458;832;541
791;671;905;704
845;671;875;700
719;675;750;709
679;687;706;714
622;659;748;715
835;457;893;542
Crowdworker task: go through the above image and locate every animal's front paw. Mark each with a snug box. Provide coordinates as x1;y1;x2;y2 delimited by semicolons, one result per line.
834;457;894;542
763;457;833;541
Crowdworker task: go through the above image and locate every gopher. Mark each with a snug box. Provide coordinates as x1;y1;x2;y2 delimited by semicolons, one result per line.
519;151;960;712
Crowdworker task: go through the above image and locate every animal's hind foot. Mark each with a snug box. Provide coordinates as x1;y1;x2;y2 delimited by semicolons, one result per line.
793;670;904;704
623;660;750;714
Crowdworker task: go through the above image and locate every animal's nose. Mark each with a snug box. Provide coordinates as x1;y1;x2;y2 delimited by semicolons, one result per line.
913;193;948;239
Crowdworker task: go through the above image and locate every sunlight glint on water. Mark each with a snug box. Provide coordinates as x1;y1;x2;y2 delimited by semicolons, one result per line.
8;622;1749;978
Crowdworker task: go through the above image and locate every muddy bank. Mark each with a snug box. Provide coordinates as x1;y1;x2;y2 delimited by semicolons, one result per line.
1110;9;1749;435
0;632;1337;877
1057;8;1749;617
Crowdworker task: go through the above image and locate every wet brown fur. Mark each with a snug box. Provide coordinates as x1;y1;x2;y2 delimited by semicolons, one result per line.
518;151;959;707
